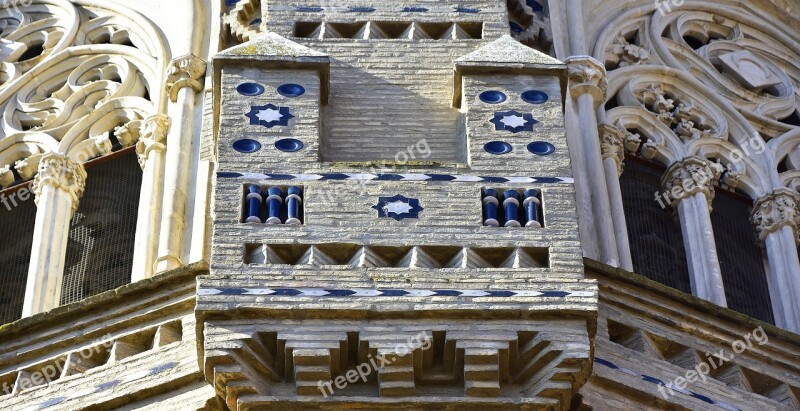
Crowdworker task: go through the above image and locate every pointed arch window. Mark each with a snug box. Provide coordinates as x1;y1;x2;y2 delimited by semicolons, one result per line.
710;190;774;324
620;156;692;293
60;148;142;305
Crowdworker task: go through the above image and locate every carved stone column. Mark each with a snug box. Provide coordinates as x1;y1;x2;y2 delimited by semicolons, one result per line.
751;189;800;333
23;153;87;316
661;157;726;306
132;114;170;281
156;55;206;273
599;123;633;271
566;56;619;266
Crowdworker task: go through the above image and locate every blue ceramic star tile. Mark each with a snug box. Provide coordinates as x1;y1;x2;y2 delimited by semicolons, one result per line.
490;110;538;133
245;104;294;128
372;195;424;220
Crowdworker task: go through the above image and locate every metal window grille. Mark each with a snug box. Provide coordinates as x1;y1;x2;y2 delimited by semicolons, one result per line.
710;190;774;324
620;158;692;294
0;185;36;324
60;151;142;305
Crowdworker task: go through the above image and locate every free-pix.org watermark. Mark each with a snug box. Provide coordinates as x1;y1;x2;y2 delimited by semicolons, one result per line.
2;334;113;395
317;330;432;397
657;326;768;399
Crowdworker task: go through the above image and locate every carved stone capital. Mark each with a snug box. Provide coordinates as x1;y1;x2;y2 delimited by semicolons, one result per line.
565;56;607;107
661;157;723;209
32;153;87;213
598;123;625;176
136;114;171;169
751;188;800;243
165;54;206;103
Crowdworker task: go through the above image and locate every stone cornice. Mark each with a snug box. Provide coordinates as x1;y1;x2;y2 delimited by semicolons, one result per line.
751;188;800;243
32;153;87;213
166;54;207;102
136;114;171;169
565;56;607;107
661;157;723;209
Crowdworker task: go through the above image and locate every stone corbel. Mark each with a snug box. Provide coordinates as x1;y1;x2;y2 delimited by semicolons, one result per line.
565;56;607;107
32;153;87;213
661;157;723;210
165;54;207;103
751;188;800;243
0;164;14;188
69;135;114;164
136;114;170;169
114;119;144;148
14;154;44;181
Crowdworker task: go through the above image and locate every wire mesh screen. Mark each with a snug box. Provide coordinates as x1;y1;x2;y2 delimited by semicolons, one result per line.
0;187;36;324
620;158;692;294
60;152;141;305
711;190;774;324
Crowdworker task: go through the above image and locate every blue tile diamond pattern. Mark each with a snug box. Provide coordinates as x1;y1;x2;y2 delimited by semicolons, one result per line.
217;172;574;184
198;287;595;298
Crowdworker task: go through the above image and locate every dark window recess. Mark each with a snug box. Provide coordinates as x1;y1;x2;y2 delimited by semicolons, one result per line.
711;190;774;324
242;185;303;225
620;157;692;294
0;185;36;324
60;152;142;305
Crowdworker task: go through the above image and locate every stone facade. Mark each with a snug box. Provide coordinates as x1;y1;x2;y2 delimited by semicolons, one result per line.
0;0;797;410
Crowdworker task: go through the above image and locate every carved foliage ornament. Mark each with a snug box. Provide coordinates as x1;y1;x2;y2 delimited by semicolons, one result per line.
751;189;800;243
136;114;170;168
0;0;164;187
661;157;723;207
598;123;625;175
634;84;719;141
594;6;799;138
32;152;86;212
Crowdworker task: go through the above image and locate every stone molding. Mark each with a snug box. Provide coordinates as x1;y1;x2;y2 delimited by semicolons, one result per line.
751;188;800;243
166;54;207;102
32;153;87;213
203;319;592;410
661;157;723;208
565;56;607;107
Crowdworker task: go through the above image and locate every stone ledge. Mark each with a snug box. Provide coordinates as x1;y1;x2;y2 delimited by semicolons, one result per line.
0;261;208;338
584;257;800;345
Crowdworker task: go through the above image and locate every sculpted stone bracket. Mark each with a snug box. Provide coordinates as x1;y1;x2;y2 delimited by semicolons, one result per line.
202;319;592;410
136;114;171;169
